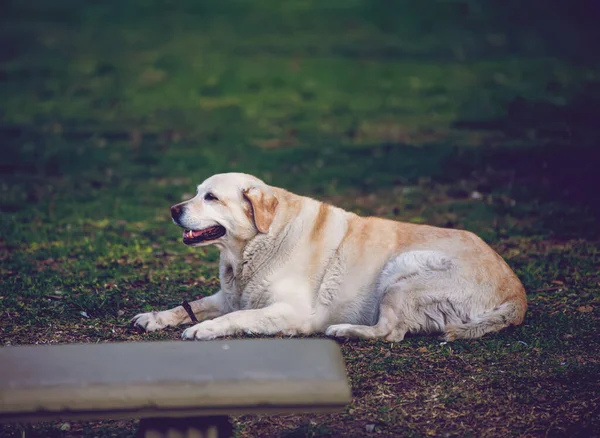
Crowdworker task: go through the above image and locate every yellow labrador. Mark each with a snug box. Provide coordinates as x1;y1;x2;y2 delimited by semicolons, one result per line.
131;173;526;341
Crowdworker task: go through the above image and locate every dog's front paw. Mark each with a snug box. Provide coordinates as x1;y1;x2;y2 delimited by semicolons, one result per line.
325;324;354;338
181;320;222;341
130;311;171;332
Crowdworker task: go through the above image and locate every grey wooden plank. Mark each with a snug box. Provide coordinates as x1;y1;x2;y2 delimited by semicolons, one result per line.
0;339;351;422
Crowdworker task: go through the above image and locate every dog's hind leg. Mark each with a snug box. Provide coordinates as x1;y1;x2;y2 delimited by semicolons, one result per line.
326;250;456;342
326;298;406;341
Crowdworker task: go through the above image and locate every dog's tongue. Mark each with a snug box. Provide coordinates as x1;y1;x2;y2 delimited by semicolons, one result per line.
183;225;226;243
190;229;206;238
187;228;213;239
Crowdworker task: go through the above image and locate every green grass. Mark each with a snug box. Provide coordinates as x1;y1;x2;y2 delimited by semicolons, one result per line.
1;1;599;436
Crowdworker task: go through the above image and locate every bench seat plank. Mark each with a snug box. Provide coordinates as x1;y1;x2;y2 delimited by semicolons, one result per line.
0;339;350;422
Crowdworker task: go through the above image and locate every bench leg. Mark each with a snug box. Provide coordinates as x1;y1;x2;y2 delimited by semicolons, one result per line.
137;416;233;438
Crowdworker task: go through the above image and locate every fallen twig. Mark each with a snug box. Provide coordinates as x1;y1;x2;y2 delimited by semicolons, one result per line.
531;286;565;293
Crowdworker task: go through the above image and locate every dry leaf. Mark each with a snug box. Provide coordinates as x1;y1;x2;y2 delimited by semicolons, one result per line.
577;305;593;313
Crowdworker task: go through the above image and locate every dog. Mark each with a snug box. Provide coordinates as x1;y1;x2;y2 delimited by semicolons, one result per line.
131;172;526;341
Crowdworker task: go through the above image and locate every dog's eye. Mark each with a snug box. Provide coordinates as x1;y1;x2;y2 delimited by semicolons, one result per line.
204;192;218;201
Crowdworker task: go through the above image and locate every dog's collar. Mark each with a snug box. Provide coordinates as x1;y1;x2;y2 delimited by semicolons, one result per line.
181;300;198;323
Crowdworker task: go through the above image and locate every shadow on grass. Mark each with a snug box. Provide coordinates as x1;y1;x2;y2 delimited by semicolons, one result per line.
449;81;600;236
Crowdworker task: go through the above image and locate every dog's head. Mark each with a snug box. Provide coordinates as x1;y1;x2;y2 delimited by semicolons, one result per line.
170;173;279;247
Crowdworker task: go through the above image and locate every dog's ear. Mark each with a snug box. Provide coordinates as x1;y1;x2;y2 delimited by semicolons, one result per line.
243;185;279;233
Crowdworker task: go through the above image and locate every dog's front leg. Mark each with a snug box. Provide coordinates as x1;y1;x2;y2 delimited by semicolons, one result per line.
181;303;299;340
131;291;226;332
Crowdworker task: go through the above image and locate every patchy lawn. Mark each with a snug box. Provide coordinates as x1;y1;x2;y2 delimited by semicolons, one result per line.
1;1;599;437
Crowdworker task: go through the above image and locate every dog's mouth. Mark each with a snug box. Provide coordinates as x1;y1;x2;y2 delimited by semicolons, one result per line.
182;225;226;245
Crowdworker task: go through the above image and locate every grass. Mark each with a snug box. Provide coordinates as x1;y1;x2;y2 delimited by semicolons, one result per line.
1;0;599;436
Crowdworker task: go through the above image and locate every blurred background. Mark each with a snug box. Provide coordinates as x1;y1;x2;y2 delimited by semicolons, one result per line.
1;1;599;436
2;1;600;202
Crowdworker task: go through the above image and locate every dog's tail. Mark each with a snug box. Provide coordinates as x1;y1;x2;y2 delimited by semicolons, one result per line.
444;297;527;341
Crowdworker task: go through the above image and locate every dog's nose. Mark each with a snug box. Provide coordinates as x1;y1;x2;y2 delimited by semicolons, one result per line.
171;204;183;221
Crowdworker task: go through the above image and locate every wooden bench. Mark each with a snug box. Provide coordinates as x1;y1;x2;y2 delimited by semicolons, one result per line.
0;339;351;437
